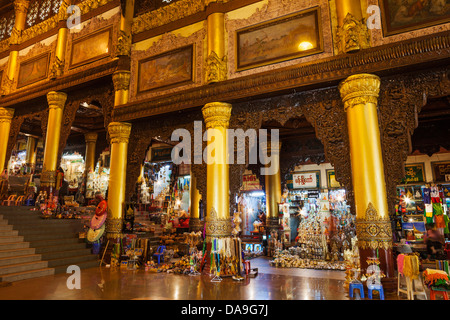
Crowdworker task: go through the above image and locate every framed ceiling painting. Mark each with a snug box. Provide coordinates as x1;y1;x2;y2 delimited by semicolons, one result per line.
236;6;323;71
137;44;194;94
379;0;450;36
17;52;50;88
69;27;112;69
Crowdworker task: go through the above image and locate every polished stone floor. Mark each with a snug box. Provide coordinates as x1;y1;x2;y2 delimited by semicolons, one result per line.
0;257;407;300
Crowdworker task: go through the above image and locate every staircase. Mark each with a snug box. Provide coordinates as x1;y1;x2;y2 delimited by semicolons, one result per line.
0;206;98;282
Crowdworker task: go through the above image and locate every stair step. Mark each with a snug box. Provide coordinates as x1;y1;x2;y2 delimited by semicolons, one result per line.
0;267;54;282
0;254;42;267
34;242;88;254
0;224;12;231
0;242;30;250
15;226;83;235
40;248;93;260
22;233;80;242
53;260;99;274
0;236;24;243
0;230;18;237
0;260;48;276
47;254;98;267
30;238;85;248
0;247;35;258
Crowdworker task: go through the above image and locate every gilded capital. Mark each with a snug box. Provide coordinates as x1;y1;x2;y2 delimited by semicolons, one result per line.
202;102;232;129
108;122;131;144
338;74;380;111
14;0;30;16
0;108;14;123
84;132;98;143
46;91;67;110
116;30;132;57
112;70;131;92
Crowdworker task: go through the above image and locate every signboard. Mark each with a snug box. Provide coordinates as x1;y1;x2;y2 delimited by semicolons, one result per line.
326;170;341;188
432;161;450;183
292;171;320;189
307;189;320;199
241;174;262;192
150;147;173;162
401;163;425;184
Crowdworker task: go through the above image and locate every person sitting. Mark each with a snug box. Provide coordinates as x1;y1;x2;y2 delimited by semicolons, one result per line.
424;223;445;261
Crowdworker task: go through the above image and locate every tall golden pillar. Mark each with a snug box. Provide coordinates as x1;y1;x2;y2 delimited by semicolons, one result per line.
263;141;281;235
334;0;370;54
1;0;29;95
205;12;227;84
339;74;395;292
189;171;203;232
106;122;131;239
112;71;131;106
0;108;15;175
25;136;37;171
49;1;71;79
41;91;67;193
202;102;232;240
84;132;98;174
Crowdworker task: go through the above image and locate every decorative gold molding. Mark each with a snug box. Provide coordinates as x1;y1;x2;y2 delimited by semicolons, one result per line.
0;75;14;96
57;0;71;21
205;51;227;84
106;216;123;239
116;30;132;57
108;121;131;144
13;0;30;16
335;12;370;54
84;132;98;143
112;70;131;91
205;207;232;239
47;91;67;110
202;102;232;129
132;0;231;35
0;108;15;123
40;170;57;187
338;73;380;111
355;202;393;250
49;56;64;80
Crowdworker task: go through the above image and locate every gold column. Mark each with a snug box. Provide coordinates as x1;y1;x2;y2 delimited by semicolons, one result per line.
84;132;98;174
205;12;227;84
202;102;232;240
41;91;67;191
0;108;15;175
25;136;37;170
1;0;30;95
263;141;281;234
50;13;69;79
339;73;395;290
106;122;131;239
335;0;370;54
189;170;203;232
112;71;131;106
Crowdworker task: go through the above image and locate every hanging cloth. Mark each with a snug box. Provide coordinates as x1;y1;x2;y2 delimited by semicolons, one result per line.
397;254;405;276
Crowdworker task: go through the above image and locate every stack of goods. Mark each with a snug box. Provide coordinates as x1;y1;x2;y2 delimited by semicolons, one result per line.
270;249;346;270
144;255;201;275
296;219;327;260
423;268;450;290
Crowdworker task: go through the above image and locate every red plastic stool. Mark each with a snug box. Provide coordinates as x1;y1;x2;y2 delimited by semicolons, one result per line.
430;287;449;300
244;260;251;275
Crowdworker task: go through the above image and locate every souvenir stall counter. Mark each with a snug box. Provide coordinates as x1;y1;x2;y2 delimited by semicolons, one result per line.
393;183;450;258
60;153;85;195
270;182;355;271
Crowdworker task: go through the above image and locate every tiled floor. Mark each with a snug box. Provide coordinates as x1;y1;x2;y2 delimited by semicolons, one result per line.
0;257;414;300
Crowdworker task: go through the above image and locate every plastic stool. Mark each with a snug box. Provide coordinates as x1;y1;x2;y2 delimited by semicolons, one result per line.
349;282;364;299
367;283;384;300
244;260;251;275
430;287;449;300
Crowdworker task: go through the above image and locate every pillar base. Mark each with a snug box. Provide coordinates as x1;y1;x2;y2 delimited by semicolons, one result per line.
106;217;124;240
189;217;204;233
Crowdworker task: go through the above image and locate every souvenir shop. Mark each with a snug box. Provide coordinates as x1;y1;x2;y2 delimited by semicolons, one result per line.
393;153;450;259
60;152;85;192
270;165;355;271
